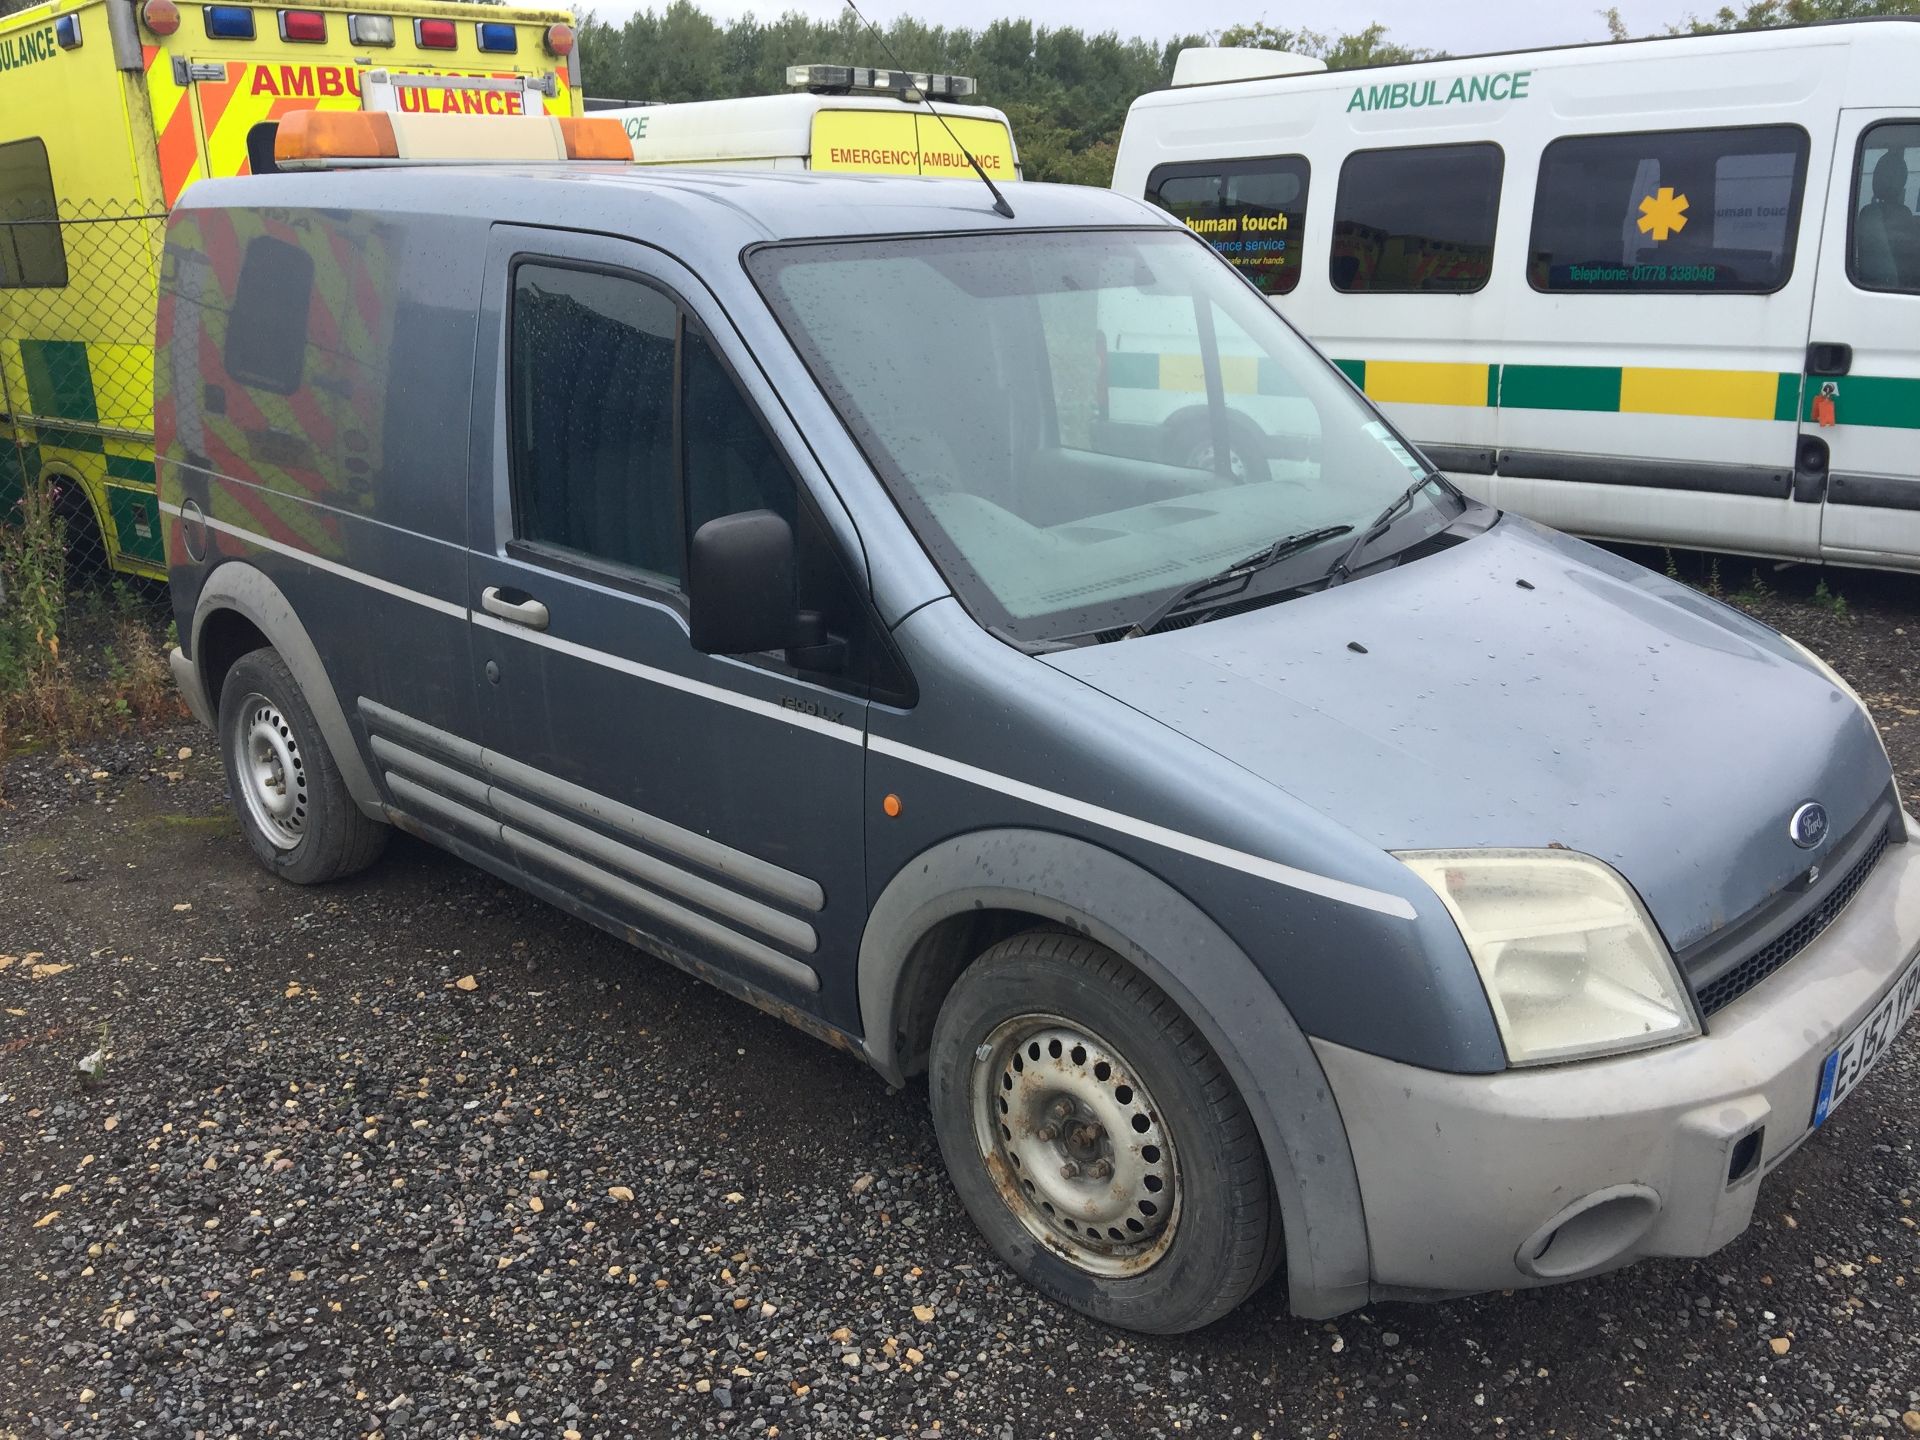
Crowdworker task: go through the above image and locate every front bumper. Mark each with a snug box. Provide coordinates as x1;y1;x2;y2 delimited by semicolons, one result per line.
1316;812;1920;1300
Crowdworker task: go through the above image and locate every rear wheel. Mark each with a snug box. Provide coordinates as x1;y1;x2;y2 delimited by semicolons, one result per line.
929;930;1280;1333
217;648;386;884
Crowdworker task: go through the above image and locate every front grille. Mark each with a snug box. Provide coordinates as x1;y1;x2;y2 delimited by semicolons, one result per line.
1694;826;1892;1015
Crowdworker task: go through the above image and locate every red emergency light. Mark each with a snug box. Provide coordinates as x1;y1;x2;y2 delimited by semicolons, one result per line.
279;9;326;41
414;17;456;49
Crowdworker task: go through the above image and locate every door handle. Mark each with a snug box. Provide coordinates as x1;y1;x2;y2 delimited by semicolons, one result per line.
1806;341;1852;377
481;586;549;631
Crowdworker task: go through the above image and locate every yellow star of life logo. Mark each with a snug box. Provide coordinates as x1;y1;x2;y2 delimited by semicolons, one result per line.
1637;187;1689;242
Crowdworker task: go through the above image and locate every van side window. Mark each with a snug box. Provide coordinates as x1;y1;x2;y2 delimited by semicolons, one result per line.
1849;121;1920;294
1529;126;1810;293
224;236;314;394
0;138;66;289
1331;144;1502;294
1145;157;1310;297
508;263;683;581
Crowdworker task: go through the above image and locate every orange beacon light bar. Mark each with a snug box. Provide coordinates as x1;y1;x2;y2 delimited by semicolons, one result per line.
274;110;631;168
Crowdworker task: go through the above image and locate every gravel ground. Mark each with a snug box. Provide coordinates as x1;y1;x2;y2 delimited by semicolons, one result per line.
2;566;1918;1440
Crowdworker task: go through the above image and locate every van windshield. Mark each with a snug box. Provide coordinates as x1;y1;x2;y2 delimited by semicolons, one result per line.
749;228;1454;643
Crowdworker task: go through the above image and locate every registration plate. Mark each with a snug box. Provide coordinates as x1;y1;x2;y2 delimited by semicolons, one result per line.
1813;949;1920;1127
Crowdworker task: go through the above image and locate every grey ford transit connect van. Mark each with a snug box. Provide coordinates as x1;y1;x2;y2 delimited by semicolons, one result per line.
160;155;1920;1334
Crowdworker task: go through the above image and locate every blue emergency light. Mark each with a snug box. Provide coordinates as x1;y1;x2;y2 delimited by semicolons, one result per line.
54;12;82;47
203;5;256;38
474;20;516;52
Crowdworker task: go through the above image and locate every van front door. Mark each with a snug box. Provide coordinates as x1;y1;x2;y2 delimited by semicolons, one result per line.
463;226;874;1035
1808;111;1920;568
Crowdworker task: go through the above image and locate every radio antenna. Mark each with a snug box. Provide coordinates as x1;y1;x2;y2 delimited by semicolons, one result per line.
842;0;1015;219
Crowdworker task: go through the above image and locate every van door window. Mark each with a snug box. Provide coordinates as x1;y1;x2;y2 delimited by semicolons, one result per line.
682;327;798;536
1145;157;1310;296
0;138;66;288
508;263;683;582
1849;121;1920;293
1331;144;1502;294
1529;125;1810;293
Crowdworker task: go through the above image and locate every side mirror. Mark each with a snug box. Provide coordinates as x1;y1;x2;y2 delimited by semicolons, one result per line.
688;509;794;656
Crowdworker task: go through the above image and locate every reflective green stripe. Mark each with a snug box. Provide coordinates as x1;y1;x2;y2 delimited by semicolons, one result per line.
1498;364;1622;413
1333;358;1366;388
1826;374;1920;430
20;338;97;425
1774;372;1802;424
105;453;155;487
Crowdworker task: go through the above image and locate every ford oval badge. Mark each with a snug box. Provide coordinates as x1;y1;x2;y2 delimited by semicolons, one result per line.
1789;801;1829;850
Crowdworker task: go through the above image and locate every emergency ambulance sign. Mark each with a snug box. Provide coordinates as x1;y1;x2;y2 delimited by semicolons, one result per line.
808;110;1019;180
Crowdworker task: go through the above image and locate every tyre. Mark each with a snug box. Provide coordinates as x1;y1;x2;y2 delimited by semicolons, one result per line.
929;930;1281;1333
217;648;387;884
1163;415;1266;483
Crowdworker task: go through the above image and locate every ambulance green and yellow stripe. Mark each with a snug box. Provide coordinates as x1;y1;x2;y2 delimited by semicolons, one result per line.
1108;353;1919;430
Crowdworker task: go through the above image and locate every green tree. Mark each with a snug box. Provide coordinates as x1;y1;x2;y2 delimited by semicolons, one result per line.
1216;20;1437;65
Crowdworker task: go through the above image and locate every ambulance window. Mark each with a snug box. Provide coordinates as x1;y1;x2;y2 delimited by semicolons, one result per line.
1529;126;1810;293
225;236;313;395
1849;121;1920;294
1331;144;1501;294
0;138;66;289
509;263;683;583
1145;157;1310;297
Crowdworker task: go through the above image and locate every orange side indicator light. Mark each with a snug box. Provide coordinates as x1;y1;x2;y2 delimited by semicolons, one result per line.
882;793;903;818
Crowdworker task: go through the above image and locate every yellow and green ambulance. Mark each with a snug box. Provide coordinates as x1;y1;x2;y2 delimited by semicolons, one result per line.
0;0;579;578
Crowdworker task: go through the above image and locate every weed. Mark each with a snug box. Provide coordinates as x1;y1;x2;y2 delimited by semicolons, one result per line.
1812;578;1850;618
1663;548;1680;580
1706;555;1722;598
1735;568;1773;603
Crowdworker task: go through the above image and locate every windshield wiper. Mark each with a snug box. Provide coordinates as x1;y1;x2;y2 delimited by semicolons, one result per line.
1322;471;1454;588
1123;525;1353;640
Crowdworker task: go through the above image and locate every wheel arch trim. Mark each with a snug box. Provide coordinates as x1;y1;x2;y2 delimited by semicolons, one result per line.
857;826;1371;1318
189;560;383;815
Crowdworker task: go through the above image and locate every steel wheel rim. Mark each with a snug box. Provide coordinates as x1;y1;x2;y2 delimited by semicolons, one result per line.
969;1012;1180;1276
231;692;308;850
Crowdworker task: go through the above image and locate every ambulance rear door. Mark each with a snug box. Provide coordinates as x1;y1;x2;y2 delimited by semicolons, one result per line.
1806;110;1920;568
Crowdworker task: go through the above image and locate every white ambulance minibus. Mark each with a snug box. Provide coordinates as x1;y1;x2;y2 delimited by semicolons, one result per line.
595;66;1020;181
1111;24;1920;573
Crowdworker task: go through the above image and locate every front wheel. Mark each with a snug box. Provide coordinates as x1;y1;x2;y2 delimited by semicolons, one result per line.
929;931;1281;1333
217;648;387;884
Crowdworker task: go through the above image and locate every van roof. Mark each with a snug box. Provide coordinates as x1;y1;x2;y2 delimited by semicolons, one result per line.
1135;15;1919;102
177;165;1168;244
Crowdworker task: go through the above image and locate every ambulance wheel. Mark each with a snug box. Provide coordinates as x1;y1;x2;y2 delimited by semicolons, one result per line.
218;648;387;884
1164;414;1267;483
929;930;1281;1334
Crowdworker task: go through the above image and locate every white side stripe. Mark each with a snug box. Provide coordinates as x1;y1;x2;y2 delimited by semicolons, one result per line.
177;506;1414;918
869;734;1419;920
473;613;864;745
159;501;466;620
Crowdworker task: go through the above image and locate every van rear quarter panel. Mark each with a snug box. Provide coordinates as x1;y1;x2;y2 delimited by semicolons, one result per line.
160;186;483;752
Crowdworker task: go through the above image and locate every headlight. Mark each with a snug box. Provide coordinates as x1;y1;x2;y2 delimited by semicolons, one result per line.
1781;634;1900;809
1399;850;1700;1067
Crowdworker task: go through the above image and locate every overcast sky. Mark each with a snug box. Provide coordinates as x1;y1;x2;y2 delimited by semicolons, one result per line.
583;0;1695;52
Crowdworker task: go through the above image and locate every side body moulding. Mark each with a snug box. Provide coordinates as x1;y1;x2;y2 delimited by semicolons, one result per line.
856;827;1372;1318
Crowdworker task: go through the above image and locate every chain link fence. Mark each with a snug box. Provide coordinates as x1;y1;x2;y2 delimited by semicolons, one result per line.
1;198;179;753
